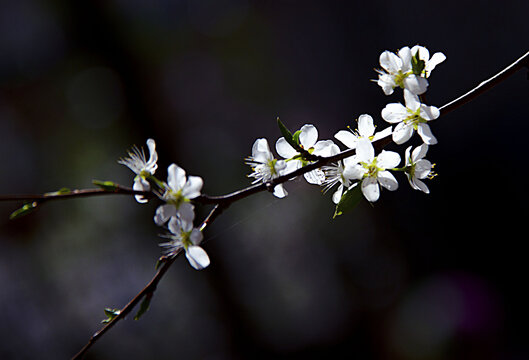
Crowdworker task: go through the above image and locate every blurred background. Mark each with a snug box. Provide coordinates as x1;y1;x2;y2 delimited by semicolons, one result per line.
1;1;528;359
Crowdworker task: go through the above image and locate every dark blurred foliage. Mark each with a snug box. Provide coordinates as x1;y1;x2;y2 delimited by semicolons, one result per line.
1;1;528;359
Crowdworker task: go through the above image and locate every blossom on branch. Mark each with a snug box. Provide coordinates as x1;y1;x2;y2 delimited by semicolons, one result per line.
381;89;439;145
160;213;209;270
275;124;335;185
246;138;288;198
347;139;400;202
118;138;158;203
321;143;358;204
410;45;446;78
334;114;392;150
154;164;203;226
404;144;436;194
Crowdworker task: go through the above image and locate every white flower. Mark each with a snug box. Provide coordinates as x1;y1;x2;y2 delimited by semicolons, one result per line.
118;138;158;203
410;45;446;78
321;143;359;204
246;138;288;198
376;47;429;95
154;164;203;226
159;213;210;270
404;144;435;194
347;139;400;202
275;124;335;185
381;89;439;145
334;114;392;150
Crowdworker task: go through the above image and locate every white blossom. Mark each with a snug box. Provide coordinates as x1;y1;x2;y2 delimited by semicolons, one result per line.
275;124;335;185
321;143;359;204
246;138;288;198
381;89;439;145
347;139;400;202
159;213;210;270
154;164;203;226
334;114;392;150
404;144;435;194
376;47;429;95
118;138;158;203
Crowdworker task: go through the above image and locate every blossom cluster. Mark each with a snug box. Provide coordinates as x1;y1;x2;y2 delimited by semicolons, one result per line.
119;45;444;270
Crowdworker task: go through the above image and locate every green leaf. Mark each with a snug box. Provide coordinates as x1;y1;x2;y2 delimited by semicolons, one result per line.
102;308;121;324
92;180;119;191
9;202;38;220
333;185;363;218
277;117;302;151
44;187;71;196
134;293;153;321
411;51;425;75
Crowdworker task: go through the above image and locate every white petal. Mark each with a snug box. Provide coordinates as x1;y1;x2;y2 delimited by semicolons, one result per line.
417;123;438;145
377;171;399;191
155;204;177;226
186;246;210;270
168;216;183;235
381;103;408;123
273;184;288;198
425;52;446;75
275;137;297;159
182;176;203;199
379;51;402;73
133;177;150;203
178;202;195;226
332;184;344;204
403;75;428;95
361;177;380;202
357;114;375;137
252;138;271;158
403;89;421;111
413;178;430;194
377;150;401;169
377;74;396;95
414;159;433;179
343;164;365;181
312;140;335;157
190;228;204;246
372;126;393;142
355;138;374;162
304;169;325;185
167;164;186;191
299;124;318;149
342;155;359;169
334;130;358;149
145;139;158;173
412;144;429;162
420;105;440;121
392;122;414;145
411;45;430;62
397;47;412;72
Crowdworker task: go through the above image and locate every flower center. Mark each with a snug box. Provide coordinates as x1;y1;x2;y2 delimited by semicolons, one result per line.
394;71;411;88
362;158;381;178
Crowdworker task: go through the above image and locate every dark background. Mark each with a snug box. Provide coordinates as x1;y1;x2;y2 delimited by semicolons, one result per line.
1;1;528;359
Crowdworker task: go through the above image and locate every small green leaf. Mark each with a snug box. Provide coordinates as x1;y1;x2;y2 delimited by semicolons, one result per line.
44;187;71;196
9;202;38;220
134;293;153;321
102;308;121;324
292;130;302;145
333;185;363;218
277;117;302;151
93;180;119;191
411;51;425;75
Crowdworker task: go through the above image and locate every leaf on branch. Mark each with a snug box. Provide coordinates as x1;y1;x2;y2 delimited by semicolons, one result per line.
411;51;425;75
102;308;121;324
92;180;119;192
9;202;38;220
333;185;363;218
44;187;71;196
277;117;303;152
134;293;153;321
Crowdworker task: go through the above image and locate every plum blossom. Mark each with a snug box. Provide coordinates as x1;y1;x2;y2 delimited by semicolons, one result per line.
118;138;158;203
381;89;439;145
376;46;429;95
275;124;335;185
321;143;359;204
159;213;210;270
347;139;400;202
154;164;203;226
334;114;392;150
246;138;288;198
404;144;435;194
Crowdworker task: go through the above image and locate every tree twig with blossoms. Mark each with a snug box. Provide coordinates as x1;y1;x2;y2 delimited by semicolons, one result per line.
1;46;528;360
